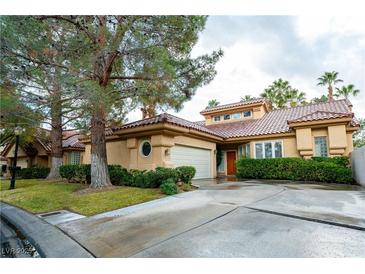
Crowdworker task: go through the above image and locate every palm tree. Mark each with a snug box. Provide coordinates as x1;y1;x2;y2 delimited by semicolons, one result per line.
310;95;328;104
334;84;360;99
240;95;255;101
317;71;343;101
261;78;307;109
206;99;220;109
286;88;307;107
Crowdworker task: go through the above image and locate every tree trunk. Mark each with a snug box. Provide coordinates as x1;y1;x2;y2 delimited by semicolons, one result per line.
90;106;112;188
328;84;334;102
47;88;63;180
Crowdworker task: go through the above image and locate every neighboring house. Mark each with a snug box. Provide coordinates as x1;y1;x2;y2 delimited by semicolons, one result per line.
82;98;359;179
1;129;85;176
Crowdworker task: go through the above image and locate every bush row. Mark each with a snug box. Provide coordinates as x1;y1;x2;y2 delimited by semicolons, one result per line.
235;157;353;184
59;164;196;189
311;156;350;168
18;166;50;179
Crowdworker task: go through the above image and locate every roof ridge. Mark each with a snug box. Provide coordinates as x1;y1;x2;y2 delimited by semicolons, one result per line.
266;99;351;113
200;97;267;113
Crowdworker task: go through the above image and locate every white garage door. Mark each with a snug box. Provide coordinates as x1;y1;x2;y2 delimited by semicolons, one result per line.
171;145;212;179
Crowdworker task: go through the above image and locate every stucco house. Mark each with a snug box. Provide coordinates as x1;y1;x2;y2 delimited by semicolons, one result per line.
82;98;359;179
2;129;85;175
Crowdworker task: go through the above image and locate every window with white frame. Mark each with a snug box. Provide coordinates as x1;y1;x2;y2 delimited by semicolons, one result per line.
213;115;221;122
232;113;241;119
254;141;283;159
314;136;328;157
238;143;250;158
243;111;252;117
70;151;81;165
223;114;231;120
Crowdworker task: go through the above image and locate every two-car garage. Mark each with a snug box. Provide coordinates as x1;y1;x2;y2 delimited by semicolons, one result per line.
170;145;213;179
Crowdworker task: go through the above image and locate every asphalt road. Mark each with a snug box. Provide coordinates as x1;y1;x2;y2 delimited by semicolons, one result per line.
58;181;365;258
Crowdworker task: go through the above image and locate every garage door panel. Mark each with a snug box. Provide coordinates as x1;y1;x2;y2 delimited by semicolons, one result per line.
171;145;212;179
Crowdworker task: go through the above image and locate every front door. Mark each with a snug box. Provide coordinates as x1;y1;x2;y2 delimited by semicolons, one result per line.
226;151;236;175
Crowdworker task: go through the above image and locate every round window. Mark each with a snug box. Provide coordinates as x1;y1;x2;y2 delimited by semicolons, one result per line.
140;141;152;157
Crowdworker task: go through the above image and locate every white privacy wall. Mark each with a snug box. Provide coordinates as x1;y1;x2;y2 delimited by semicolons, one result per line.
351;146;365;186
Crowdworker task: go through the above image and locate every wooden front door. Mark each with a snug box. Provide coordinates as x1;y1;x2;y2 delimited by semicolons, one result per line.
226;151;236;175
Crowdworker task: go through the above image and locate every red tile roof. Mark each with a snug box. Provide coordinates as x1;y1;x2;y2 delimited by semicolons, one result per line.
287;110;353;124
200;98;268;114
110;99;358;140
204;99;357;138
113;113;223;137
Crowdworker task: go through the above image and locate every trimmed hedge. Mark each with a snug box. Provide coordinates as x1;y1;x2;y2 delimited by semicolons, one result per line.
235;157;353;184
19;166;50;179
160;178;178;195
59;164;194;189
311;156;350;168
59;164;90;183
176;166;196;185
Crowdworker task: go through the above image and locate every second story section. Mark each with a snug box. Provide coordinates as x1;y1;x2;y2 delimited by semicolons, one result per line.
200;98;272;125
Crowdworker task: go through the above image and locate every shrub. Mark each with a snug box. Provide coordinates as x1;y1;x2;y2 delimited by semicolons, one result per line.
176;166;196;184
60;164;89;183
59;164;196;188
235;158;353;184
108;165;133;186
311;156;350;168
160;178;178;195
155;167;179;183
19;166;50;179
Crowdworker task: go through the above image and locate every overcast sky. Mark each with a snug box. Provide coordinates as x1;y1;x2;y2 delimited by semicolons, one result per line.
127;16;365;122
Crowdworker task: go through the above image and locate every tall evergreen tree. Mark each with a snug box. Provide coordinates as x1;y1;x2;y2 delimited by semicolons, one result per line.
0;16;85;179
43;16;222;188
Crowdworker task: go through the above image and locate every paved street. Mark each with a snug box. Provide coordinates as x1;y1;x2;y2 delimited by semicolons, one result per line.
58;181;365;257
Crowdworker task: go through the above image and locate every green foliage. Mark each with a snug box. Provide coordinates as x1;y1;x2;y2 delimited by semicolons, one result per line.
59;164;90;183
335;84;360;99
241;95;255;101
0;83;42;146
127;167;179;188
317;71;343;87
311;156;350;168
206;99;220;109
19;166;50;179
176;166;196;184
108;165;133;186
261;78;306;109
310;95;328;104
353;118;365;148
160;178;178;195
235;158;353;184
59;164;189;188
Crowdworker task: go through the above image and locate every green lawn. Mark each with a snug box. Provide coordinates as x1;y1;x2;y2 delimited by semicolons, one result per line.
0;179;164;216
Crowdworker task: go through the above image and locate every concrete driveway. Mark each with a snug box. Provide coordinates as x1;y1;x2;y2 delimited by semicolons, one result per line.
58;181;365;257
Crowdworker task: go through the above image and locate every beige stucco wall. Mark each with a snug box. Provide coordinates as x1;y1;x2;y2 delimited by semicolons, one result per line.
84;133;217;177
203;104;267;126
248;136;300;158
83;145;91;164
294;125;353;158
5;144;27;158
83;140;128;167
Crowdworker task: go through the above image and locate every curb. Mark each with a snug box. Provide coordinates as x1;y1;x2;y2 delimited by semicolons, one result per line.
0;202;94;258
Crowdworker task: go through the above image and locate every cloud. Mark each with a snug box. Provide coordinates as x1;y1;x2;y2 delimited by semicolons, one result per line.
126;16;365;123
